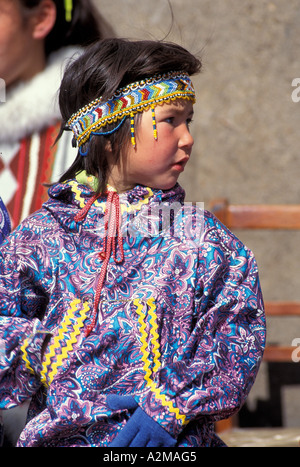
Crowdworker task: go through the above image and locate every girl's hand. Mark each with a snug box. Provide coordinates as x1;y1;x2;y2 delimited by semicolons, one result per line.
107;395;176;447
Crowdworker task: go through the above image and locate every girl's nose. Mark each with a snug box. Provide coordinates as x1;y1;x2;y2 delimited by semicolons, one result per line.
179;125;194;149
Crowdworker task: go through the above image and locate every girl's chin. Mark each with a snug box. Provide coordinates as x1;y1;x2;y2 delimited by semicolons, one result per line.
147;178;179;191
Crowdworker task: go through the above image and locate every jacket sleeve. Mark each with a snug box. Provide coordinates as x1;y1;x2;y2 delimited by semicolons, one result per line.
0;227;51;409
0;197;10;245
134;212;266;439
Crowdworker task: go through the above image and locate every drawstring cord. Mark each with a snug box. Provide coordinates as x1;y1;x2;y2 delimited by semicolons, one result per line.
74;194;100;222
74;190;124;337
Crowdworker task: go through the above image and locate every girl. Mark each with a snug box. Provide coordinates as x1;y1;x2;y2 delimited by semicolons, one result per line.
0;38;265;447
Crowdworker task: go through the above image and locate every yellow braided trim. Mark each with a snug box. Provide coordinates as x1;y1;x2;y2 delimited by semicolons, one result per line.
134;298;186;425
134;298;152;382
93;186;153;215
147;298;161;373
121;187;154;215
20;338;35;375
69;180;153;216
145;379;186;425
41;299;89;387
68;180;86;208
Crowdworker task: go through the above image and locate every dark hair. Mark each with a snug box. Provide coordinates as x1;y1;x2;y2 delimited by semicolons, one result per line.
19;0;114;56
58;38;202;193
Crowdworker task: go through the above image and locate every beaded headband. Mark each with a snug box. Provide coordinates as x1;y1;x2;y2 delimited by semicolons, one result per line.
66;71;196;155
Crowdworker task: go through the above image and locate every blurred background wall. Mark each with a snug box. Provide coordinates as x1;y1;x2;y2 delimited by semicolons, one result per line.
93;0;300;427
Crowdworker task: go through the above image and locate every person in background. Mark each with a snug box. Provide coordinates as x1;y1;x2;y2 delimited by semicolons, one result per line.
0;0;114;229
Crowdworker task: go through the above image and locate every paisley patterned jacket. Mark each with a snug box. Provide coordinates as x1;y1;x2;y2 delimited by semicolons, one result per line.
0;197;10;245
0;180;265;447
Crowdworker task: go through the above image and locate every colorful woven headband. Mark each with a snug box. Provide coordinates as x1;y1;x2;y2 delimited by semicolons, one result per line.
66;71;196;155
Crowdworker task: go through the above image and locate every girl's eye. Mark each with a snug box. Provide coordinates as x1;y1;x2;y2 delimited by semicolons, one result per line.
165;117;174;124
186;118;193;128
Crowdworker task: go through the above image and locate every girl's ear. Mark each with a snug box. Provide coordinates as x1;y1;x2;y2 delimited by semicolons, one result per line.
31;0;57;40
105;140;113;153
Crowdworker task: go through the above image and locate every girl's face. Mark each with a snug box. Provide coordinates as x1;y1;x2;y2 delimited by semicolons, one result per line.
108;99;194;192
0;0;46;88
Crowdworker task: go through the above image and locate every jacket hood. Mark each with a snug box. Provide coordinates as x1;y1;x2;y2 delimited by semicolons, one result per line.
44;179;186;234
